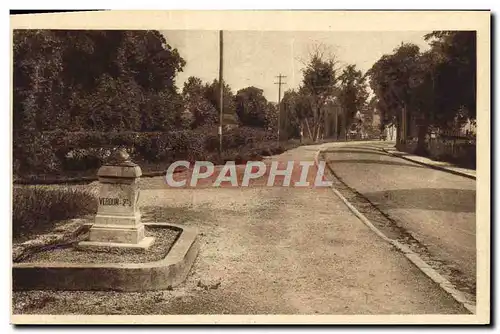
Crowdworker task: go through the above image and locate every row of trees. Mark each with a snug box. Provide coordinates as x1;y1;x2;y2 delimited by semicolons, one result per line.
14;30;376;149
16;30;472;153
181;77;277;129
279;48;371;142
13;29;280;136
368;31;476;153
13;30;187;133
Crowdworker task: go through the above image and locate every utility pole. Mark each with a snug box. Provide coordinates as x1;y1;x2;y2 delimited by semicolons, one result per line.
274;74;286;143
219;30;224;157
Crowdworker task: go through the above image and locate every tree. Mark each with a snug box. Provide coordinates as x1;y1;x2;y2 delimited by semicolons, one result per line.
368;43;421;144
76;74;143;131
13;30;188;175
235;86;270;127
368;32;476;153
13;30;65;133
279;90;302;139
299;48;339;142
264;102;278;130
13;30;187;133
338;64;369;139
182;76;205;99
204;79;237;122
406;50;440;153
182;76;218;128
359;96;379;138
424;31;476;124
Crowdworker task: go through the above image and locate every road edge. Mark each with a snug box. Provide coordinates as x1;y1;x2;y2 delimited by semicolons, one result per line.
380;147;476;180
314;149;476;315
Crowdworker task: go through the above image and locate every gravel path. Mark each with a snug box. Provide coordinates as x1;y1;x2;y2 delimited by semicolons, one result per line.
21;226;179;264
12;143;468;315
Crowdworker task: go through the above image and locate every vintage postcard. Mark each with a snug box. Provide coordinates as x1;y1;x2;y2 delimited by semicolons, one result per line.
10;10;490;325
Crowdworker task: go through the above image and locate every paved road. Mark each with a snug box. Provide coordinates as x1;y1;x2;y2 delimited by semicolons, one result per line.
14;143;467;315
322;141;476;297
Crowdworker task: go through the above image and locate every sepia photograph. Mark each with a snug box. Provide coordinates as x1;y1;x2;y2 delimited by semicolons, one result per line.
9;10;490;325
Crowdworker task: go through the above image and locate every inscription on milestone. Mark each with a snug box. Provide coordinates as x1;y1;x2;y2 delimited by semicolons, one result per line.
99;197;132;206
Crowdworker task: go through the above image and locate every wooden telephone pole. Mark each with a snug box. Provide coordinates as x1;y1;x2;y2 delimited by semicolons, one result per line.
275;74;286;143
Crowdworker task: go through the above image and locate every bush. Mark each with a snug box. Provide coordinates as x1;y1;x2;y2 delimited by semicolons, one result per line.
13;126;289;178
61;148;105;171
12;186;97;241
219;148;263;164
13;133;61;176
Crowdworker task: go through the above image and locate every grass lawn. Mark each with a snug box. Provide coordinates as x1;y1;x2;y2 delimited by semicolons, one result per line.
12;186;97;242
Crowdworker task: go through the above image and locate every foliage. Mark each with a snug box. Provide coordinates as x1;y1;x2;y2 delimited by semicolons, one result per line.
368;31;476;152
368;43;421;134
181;77;242;129
14;126;282;178
298;49;339;141
13;30;186;134
203;79;237;119
279;90;302;139
13;186;97;241
182;76;219;128
338;64;369;134
235;86;275;128
13;133;61;176
424;31;476;123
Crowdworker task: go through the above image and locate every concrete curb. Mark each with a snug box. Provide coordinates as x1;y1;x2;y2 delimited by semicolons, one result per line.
314;150;475;314
380;148;476;180
12;223;200;292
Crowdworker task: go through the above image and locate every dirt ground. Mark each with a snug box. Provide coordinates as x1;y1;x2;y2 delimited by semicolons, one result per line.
12;144;468;315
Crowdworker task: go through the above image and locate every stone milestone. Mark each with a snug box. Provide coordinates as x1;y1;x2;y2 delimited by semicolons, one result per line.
78;148;155;250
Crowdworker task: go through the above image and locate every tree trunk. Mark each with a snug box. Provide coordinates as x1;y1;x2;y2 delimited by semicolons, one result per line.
345;119;350;142
300;121;304;143
415;115;429;156
304;118;313;140
312;122;317;142
315;122;322;142
312;106;322;142
395;118;400;146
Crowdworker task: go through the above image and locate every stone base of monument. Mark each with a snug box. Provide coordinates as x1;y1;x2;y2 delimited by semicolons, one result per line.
77;225;156;251
12;223;200;292
13;150;200;292
76;236;156;251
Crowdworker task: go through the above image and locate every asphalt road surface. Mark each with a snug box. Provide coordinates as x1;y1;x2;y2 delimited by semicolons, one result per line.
323;141;476;298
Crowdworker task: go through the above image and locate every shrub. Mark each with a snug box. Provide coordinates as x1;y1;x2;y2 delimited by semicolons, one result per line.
220;148;263;164
61;148;104;171
13;126;287;178
135;133;171;162
13;133;61;176
12;186;97;241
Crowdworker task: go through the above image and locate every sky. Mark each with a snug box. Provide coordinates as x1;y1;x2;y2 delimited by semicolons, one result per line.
161;30;432;102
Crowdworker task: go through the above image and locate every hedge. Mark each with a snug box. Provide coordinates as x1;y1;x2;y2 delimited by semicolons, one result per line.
13;126;280;178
